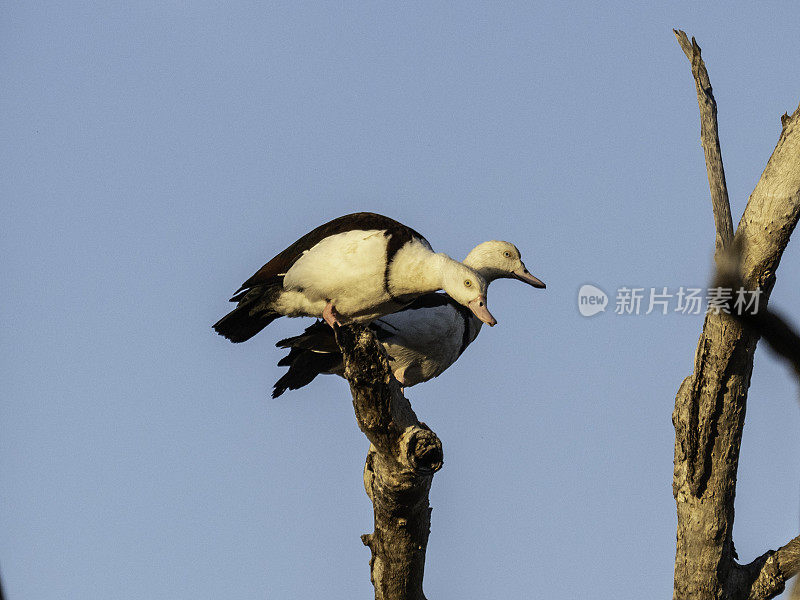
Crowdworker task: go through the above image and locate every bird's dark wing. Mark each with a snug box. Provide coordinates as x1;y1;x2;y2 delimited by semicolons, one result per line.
397;292;454;311
237;212;428;293
275;320;340;353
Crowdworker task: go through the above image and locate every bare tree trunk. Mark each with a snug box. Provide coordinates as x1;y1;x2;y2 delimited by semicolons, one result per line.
672;30;800;600
335;324;443;600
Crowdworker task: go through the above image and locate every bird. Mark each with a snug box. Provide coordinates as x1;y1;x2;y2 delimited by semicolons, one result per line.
213;212;497;343
271;240;545;397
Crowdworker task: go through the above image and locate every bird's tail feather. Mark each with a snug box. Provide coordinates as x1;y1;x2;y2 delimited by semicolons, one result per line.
275;320;339;352
213;284;280;343
272;349;343;398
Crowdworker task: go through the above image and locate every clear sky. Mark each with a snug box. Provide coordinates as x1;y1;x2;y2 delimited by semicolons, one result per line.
3;2;799;598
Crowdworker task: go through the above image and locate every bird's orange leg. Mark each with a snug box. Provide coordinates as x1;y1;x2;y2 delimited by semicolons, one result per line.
322;302;343;328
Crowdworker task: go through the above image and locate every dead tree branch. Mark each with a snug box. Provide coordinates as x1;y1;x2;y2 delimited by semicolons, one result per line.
673;29;735;258
672;29;800;600
335;324;443;600
739;535;800;600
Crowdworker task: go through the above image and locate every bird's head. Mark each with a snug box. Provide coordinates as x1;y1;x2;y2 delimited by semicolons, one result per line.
463;241;546;289
441;261;497;326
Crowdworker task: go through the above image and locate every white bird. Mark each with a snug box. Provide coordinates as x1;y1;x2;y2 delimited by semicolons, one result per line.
213;212;497;342
271;240;545;396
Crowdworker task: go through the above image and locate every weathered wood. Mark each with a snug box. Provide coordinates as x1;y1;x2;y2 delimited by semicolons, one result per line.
672;30;800;600
742;535;800;600
335;324;442;600
673;30;735;259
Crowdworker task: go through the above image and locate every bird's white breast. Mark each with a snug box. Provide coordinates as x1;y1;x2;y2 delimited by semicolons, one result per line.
377;304;467;385
280;229;394;320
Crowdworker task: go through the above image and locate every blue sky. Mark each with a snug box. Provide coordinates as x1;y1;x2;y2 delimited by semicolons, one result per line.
2;2;799;598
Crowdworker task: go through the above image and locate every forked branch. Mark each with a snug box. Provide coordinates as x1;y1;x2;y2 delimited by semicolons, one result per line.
672;30;800;600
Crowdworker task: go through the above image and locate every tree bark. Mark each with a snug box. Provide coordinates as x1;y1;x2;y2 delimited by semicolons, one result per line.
335;324;443;600
673;30;734;260
672;30;800;600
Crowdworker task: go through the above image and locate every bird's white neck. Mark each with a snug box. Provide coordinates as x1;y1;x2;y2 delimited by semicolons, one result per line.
388;243;449;296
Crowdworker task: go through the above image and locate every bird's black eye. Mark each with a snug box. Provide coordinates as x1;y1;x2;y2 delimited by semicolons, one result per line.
503;251;511;257
464;279;472;287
